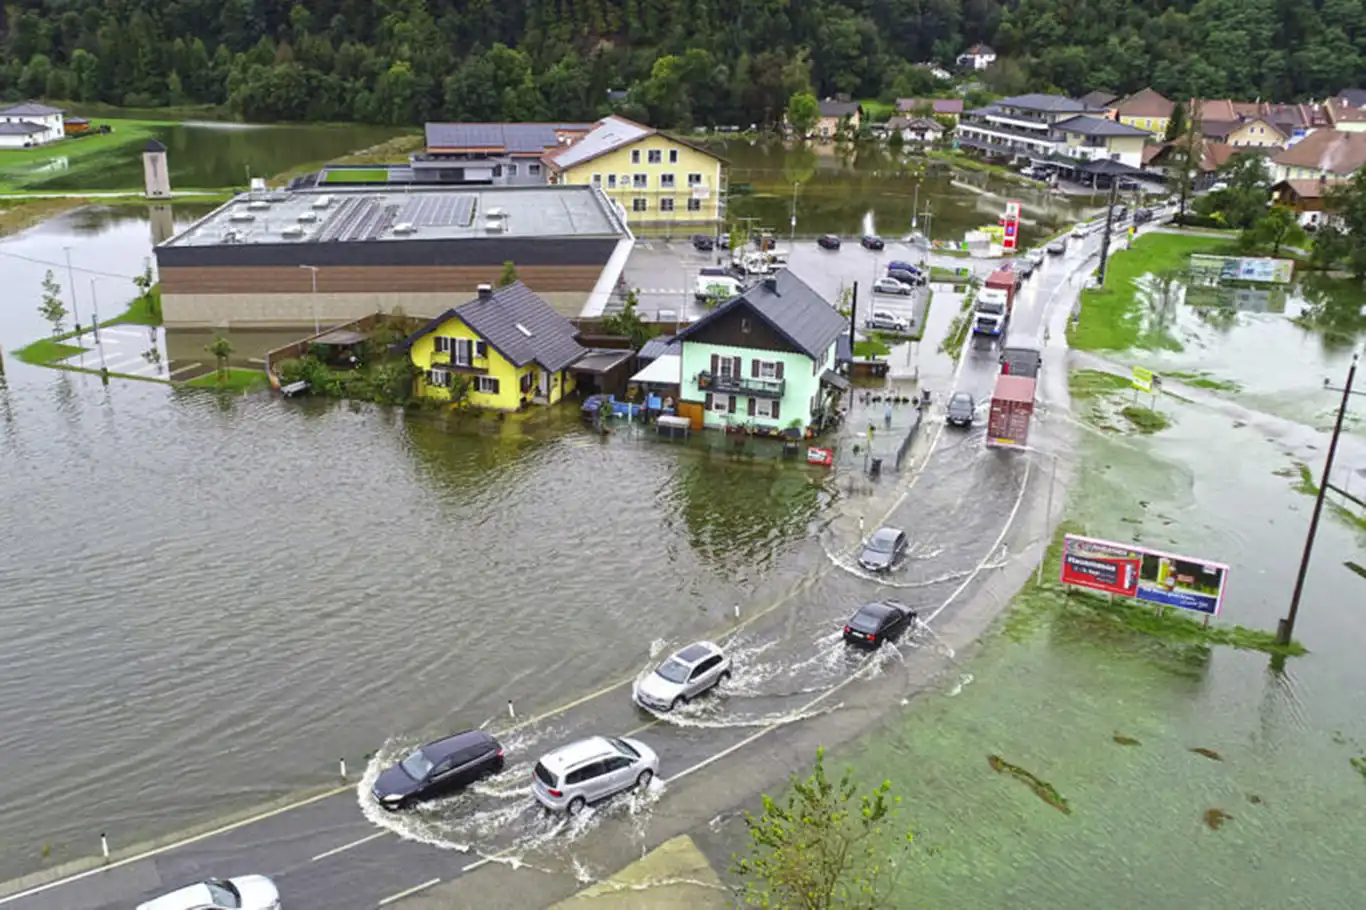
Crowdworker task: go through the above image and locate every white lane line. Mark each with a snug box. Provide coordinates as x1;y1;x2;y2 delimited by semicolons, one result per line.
0;785;352;906
169;362;204;378
101;328;146;338
377;878;441;906
311;831;387;862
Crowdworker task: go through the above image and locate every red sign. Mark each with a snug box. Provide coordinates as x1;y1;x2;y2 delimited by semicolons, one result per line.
1059;535;1230;615
1000;201;1022;252
1059;540;1140;596
807;447;834;466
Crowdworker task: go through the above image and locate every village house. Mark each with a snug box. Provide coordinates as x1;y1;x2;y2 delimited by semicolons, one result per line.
1324;96;1366;133
1270;128;1366;182
1141;138;1237;187
956;44;997;71
1271;178;1344;230
0;101;65;148
1112;87;1175;136
815;100;863;140
885;116;944;145
957;94;1143;166
1077;91;1118;115
894;99;964;122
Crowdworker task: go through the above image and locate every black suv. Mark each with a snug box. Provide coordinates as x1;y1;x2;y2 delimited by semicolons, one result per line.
818;234;842;250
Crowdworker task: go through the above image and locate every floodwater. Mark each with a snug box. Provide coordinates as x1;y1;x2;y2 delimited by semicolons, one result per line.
0;122;399;192
708;139;1092;245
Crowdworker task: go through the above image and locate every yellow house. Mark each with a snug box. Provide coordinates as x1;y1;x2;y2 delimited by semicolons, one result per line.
545;115;726;229
815;100;863;140
1113;87;1175;136
1224;116;1288;149
398;282;586;410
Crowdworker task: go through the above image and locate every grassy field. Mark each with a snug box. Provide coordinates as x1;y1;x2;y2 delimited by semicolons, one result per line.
272;132;423;184
858;99;895;123
0;197;88;236
15;337;88;365
322;168;392;184
0;119;169;168
185;368;269;392
1068;233;1234;352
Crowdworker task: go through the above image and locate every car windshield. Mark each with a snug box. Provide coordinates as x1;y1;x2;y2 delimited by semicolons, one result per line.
609;737;640;759
399;749;434;781
204;881;241;909
977;301;1005;314
951;395;972;409
850;607;887;632
867;533;896;554
655;658;691;684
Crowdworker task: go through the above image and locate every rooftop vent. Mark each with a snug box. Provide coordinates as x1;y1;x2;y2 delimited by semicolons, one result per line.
280;225;305;238
311;195;332;210
247;200;271;211
486;207;508;219
477;284;493;300
484;219;505;234
515;323;532;337
392;222;417;235
763;276;779;292
249;177;266;193
228;211;255;223
222;229;243;244
297;212;318;223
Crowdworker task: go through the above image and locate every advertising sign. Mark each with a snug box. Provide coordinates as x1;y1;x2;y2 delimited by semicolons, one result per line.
1059;535;1230;616
1188;255;1294;284
807;447;834;466
1131;366;1154;393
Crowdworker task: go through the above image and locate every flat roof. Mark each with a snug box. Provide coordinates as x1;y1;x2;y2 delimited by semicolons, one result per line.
162;185;628;249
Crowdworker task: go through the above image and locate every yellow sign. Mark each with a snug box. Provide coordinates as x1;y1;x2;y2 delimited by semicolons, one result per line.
1132;366;1154;393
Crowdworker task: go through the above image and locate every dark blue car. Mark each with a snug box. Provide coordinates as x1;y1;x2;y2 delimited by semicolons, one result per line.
372;730;505;810
887;260;922;275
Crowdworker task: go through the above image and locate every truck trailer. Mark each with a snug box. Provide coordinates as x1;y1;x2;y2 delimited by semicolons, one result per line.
972;267;1021;338
986;374;1036;448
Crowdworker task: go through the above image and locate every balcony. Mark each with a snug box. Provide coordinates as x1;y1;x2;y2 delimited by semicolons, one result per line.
697;371;785;399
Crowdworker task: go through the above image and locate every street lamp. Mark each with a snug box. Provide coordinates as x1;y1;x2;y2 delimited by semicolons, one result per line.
298;265;320;335
63;246;81;335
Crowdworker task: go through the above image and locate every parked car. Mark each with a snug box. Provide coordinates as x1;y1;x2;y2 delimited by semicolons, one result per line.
861;234;885;250
137;876;280;910
633;641;731;712
717;233;731;249
886;268;926;287
372;730;504;810
531;736;659;815
886;260;921;274
1016;259;1036;278
1027;248;1046;266
1070;224;1090;239
691;234;714;251
1133;208;1154;225
857;527;909;573
872;277;913;296
946;391;976;427
842;600;918;648
865;310;911;333
1046;238;1067;255
818;234;842;250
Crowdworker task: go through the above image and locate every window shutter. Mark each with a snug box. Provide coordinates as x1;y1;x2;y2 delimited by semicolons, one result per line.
732;356;742;376
727;395;736;414
748;398;756;416
710;354;719;374
772;400;781;420
476;341;487;358
705;392;714;409
491;378;500;395
775;362;784;380
751;359;759;378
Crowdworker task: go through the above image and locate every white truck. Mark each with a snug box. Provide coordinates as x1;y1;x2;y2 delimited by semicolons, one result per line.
972;287;1011;337
695;272;742;302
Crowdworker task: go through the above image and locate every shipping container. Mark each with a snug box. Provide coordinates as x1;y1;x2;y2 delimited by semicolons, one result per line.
986;374;1036;448
984;268;1021;314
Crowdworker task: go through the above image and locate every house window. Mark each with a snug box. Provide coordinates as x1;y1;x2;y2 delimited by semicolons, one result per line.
756;399;774;418
660;198;675;212
648;149;662;163
633;174;647;188
606;174;617;188
620;173;630;186
741;318;751;333
452;338;473;365
711;394;731;413
475;376;500;394
669;149;679;163
520;372;534;393
427;369;450;388
717;357;735;377
508;163;519;176
757;360;778;379
633;197;648;212
660;173;675;188
591;173;601;185
631;149;641;164
687;173;702;186
687;198;702;212
529;163;541;175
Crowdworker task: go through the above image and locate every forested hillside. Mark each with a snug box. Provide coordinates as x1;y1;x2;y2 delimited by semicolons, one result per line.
1;0;1364;126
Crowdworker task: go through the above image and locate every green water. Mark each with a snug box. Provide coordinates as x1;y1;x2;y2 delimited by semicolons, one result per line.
839;399;1366;906
2;122;401;192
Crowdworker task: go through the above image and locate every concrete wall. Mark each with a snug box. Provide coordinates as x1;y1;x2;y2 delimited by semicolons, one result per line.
161;290;592;328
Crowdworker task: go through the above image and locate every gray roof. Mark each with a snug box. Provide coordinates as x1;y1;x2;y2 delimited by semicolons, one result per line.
638;335;680;360
440;282;586;372
548;116;654;169
1053;115;1151;137
425;122;590;154
1079;91;1118;108
0;121;46;135
998;94;1100;114
819;100;862;118
887;116;942;131
0;102;64;117
1078;158;1146;176
676;269;847;360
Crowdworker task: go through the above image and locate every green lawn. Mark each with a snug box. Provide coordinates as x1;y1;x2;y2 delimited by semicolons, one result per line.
0;119;169;166
854;338;890;357
322;168;392;184
15;337;88;365
1069;233;1234;352
104;291;162;327
185;368;269;392
858;99;895;123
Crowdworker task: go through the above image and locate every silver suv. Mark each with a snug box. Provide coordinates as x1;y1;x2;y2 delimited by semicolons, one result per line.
633;641;731;712
531;736;659;815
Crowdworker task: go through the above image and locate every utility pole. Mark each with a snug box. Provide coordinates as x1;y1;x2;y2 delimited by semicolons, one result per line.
790;182;800;244
63;246;81;335
1096;180;1119;287
299;265;321;335
1278;350;1361;646
911;183;920;230
847;281;859;359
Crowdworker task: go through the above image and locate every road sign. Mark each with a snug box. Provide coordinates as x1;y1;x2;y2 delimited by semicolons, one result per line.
1060;534;1230;615
1132;366;1154;393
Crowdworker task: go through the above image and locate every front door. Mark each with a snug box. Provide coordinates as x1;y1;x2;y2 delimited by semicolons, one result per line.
539;370;550;398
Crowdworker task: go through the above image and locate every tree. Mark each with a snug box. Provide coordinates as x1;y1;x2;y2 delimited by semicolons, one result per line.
39;270;68;337
1165;100;1187;143
1173;104;1204;224
1322;170;1366;278
205;334;234;380
1245;205;1307;256
600;288;652;349
732;749;914;909
785;91;820;137
1200;152;1272;229
498;260;519;287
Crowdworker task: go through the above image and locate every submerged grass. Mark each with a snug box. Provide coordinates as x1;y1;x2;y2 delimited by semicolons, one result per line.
1287;461;1366;537
937;291;974;360
1121;405;1171;434
988;755;1071;814
185;369;269;392
1165;370;1242;393
14;338;87;365
1069;369;1133;399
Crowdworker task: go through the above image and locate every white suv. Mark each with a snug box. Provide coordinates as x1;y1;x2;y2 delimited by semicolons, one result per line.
531;736;659;815
634;641;731;712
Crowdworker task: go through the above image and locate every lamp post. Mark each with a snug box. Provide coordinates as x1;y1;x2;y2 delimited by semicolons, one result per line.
299;265;320;335
790;182;800;244
63;246;81;335
1278;350;1362;646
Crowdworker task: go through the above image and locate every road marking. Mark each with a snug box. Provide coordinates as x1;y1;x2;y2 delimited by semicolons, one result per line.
0;785;352;906
311;831;387;862
378;878;441;906
169;362;204;378
101;328;145;338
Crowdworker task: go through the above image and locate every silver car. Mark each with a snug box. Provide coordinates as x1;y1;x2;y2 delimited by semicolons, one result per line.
634;641;731;711
137;876;280;910
531;736;659;815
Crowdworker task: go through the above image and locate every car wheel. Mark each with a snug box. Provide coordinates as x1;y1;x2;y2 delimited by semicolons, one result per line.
636;769;654;790
719;669;731;684
567;796;587;816
670;695;687;711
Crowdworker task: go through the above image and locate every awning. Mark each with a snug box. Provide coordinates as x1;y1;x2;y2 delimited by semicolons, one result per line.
820;369;852;391
313;329;366;346
630;353;681;386
570;349;635;374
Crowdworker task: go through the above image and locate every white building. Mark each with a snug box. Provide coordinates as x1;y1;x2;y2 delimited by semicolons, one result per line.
956;44;997;71
0;102;66;148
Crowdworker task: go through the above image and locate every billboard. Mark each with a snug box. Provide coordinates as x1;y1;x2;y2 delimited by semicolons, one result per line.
1188;255;1294;284
1131;366;1154;393
1059;534;1230;616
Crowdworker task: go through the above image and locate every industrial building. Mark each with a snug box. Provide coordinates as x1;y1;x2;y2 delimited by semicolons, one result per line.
154;184;634;329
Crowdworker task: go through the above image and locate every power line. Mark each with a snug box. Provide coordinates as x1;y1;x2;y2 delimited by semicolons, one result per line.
0;249;139;282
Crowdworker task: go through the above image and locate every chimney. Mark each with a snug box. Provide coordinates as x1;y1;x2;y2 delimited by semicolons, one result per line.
763;276;778;293
477;283;493;300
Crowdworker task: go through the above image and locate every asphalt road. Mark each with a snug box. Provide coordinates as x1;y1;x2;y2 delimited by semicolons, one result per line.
0;220;1140;910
